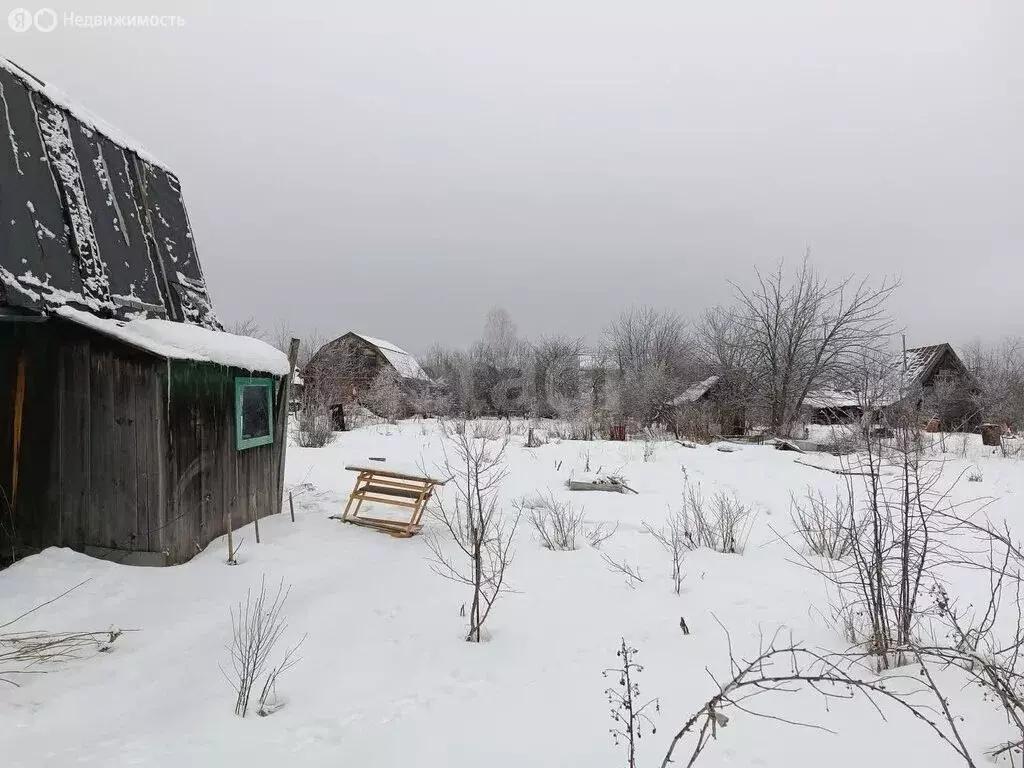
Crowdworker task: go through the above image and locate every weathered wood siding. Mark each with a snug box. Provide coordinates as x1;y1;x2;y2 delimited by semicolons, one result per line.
2;320;283;566
161;362;281;564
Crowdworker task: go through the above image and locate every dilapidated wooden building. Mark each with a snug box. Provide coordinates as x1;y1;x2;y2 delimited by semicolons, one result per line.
1;58;292;566
304;332;432;425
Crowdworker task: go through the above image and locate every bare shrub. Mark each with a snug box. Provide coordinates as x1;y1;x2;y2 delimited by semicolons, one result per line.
789;487;857;559
222;578;302;717
655;621;975;767
642;434;657;463
362;368;406;423
1;582;126;686
585;521;618;549
602;553;644;588
522;491;587;551
967;468;983;483
683;485;755;555
426;422;522;642
813;410;954;670
294;388;335;448
644;508;688;594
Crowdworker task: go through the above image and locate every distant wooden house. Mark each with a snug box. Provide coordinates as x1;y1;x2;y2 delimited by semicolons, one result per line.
802;344;977;430
304;332;432;424
898;343;978;429
0;58;292;566
803;390;863;425
666;375;746;438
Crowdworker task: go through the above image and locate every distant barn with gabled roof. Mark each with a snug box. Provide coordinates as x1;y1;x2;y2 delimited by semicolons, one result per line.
304;331;432;423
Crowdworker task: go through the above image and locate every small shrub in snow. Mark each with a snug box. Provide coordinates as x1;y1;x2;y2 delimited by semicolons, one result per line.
601;553;644;588
677;484;755;555
294;389;335;448
643;508;688;595
603;638;658;768
522;492;587;551
642;437;657;463
789;487;857;560
585;521;618;549
967;468;983;483
362;369;406;423
222;577;302;718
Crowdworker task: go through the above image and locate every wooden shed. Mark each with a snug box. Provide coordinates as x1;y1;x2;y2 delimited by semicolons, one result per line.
2;310;290;566
0;57;293;566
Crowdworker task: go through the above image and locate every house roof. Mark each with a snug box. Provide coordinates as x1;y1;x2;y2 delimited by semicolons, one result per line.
350;332;432;382
902;344;966;387
804;389;862;410
669;375;720;407
0;57;217;327
56;307;290;375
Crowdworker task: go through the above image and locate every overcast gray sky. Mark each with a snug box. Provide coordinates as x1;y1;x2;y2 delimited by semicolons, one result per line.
2;0;1021;354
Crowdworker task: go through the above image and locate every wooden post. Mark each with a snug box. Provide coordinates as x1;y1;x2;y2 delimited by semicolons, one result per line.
275;338;301;517
227;509;236;565
10;354;26;513
288;491;295;523
253;492;261;544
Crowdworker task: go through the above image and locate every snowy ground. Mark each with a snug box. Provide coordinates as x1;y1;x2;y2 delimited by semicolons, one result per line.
2;419;1022;767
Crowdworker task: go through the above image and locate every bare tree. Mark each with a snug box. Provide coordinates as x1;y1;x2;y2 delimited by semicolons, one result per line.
532;334;586;417
604;306;693;427
964;336;1024;430
362;368;406;423
227;316;265;339
730;257;898;435
426;423;522;642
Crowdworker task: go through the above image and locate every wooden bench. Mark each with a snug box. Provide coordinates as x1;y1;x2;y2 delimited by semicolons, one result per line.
339;465;446;537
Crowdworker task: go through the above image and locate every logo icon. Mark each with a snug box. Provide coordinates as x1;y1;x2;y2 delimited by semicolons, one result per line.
33;7;56;31
8;7;33;31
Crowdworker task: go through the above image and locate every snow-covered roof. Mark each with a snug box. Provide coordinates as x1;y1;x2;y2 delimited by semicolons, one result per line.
352;333;431;382
902;344;951;387
0;57;216;327
669;376;720;407
56;307;290;375
0;57;165;169
804;389;861;410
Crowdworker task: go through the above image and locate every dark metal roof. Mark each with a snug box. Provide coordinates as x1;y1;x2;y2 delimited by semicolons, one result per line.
0;58;217;327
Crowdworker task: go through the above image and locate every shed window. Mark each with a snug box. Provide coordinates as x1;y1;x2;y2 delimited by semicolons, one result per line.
235;377;274;450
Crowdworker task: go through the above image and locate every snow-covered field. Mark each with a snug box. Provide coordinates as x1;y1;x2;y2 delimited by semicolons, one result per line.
2;420;1022;767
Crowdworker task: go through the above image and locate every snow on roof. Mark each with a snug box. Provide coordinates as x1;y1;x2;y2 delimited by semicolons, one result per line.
902;344;947;387
352;333;431;382
56;307;291;375
669;375;720;407
0;57;166;169
804;389;862;410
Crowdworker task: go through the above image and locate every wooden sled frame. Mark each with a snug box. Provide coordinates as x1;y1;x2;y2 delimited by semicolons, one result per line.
340;465;446;537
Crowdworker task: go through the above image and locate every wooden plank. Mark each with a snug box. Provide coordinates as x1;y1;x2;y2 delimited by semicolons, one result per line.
274;339;300;516
88;347;116;548
344;465;447;484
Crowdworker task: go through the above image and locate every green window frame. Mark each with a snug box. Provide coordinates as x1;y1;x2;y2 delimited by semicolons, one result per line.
235;377;275;450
